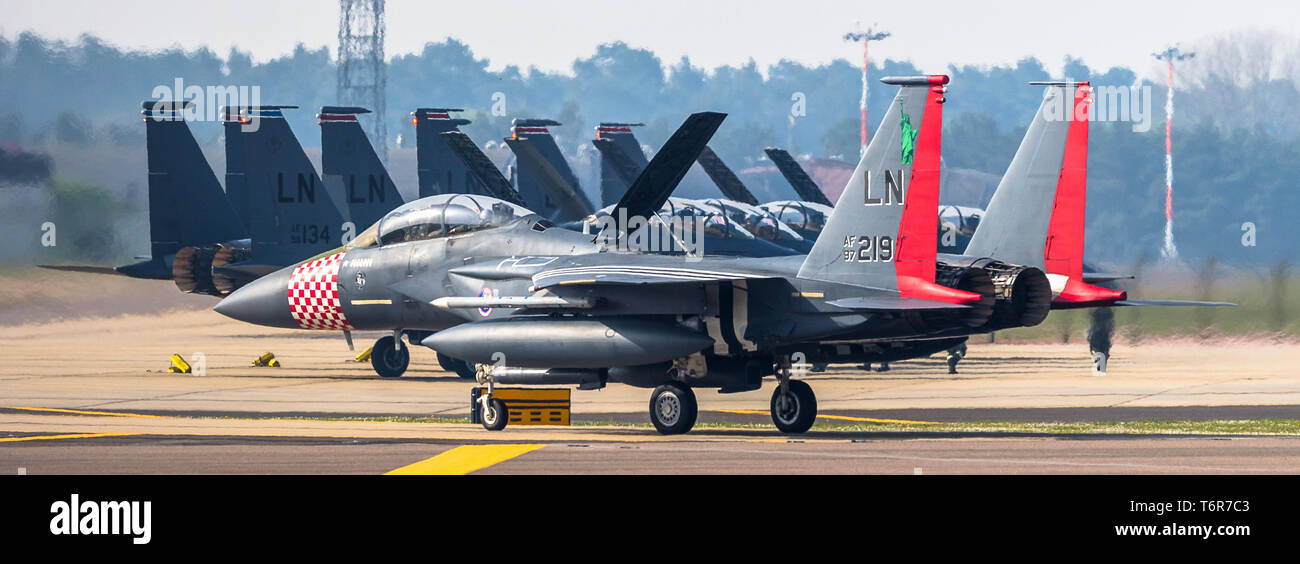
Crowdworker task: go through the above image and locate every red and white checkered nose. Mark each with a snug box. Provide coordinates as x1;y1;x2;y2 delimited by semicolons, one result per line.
212;263;301;330
286;252;353;331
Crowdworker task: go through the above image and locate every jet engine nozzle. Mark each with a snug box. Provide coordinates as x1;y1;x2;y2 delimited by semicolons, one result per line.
933;264;996;328
976;260;1053;329
172;245;221;296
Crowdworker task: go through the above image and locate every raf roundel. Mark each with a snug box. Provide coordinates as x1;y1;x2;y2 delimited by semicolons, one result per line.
286;252;353;330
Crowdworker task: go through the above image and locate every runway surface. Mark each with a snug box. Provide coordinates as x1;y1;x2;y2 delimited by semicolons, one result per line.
1;300;1298;474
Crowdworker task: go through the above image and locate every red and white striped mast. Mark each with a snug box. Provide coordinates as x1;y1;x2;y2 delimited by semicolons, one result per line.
845;25;890;157
1152;46;1194;260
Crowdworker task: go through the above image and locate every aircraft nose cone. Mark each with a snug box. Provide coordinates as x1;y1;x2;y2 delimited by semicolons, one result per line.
213;267;299;328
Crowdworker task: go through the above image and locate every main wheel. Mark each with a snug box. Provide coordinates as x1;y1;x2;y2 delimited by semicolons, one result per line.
371;336;410;378
437;352;477;380
770;380;817;434
649;383;697;435
481;398;508;431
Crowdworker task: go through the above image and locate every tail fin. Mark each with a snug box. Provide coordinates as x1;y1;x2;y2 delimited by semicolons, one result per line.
797;76;978;305
319;106;405;230
594;123;648;207
696;146;759;205
611;112;726;225
764;147;833;206
507;118;572;218
222;106;347;264
412;108;481;198
118;101;246;278
504;132;594;220
961;82;1123;306
439;131;530;207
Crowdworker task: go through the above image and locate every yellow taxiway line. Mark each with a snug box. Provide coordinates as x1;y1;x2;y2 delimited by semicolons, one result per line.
386;444;545;475
0;432;141;443
716;409;943;426
3;406;161;419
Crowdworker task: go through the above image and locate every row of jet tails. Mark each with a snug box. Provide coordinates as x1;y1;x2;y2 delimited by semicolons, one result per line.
64;76;1230;434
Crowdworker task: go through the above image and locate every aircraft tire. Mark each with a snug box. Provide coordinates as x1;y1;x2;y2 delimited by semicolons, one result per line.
372;336;410;378
649;382;697;435
481;399;508;431
437;353;477;380
770;380;817;434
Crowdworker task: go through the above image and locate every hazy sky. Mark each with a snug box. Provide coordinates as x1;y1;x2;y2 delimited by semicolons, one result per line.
2;0;1296;76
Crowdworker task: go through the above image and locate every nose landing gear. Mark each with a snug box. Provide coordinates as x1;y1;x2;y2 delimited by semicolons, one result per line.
371;331;410;378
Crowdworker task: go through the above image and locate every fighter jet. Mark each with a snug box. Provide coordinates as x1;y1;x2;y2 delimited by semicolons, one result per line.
215;76;1031;434
40;101;354;297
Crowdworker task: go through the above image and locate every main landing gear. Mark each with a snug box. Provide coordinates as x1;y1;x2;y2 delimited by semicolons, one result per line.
371;331;410;378
648;382;698;435
770;361;817;434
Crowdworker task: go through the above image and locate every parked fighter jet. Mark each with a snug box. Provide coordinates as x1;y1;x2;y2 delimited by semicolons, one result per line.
215;76;1023;434
40;102;355;297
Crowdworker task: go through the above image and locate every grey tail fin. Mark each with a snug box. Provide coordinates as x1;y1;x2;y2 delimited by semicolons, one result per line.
507;118;572;218
797;76;978;306
612;112;726;225
222;105;347;264
412;108;481;198
319;106;405;230
594;122;647;207
438;131;530;208
764;147;832;206
122;100;245;279
696;146;759;205
962;82;1081;269
503;134;594;220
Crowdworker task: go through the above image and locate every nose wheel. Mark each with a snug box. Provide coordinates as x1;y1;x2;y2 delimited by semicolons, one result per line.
649;382;697;435
770;379;816;434
371;335;410;378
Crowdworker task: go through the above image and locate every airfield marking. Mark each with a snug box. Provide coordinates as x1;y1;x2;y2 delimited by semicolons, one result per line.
2;406;161;419
716;409;943;425
385;444;546;475
0;432;141;443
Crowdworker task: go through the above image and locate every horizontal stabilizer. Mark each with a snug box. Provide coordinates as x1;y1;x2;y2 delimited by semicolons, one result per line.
37;265;126;276
1082;272;1136;283
826;296;972;311
1113;299;1236;307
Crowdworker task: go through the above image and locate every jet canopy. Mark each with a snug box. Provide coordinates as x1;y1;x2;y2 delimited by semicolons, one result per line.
697;198;805;244
349;194;535;248
760;200;833;233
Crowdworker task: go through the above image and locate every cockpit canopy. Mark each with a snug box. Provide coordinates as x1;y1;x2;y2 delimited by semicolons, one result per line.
760;200;832;234
698;198;805;243
349;194;535;248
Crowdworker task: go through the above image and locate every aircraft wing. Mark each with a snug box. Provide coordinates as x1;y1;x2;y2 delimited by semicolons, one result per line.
1113;299;1236;307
